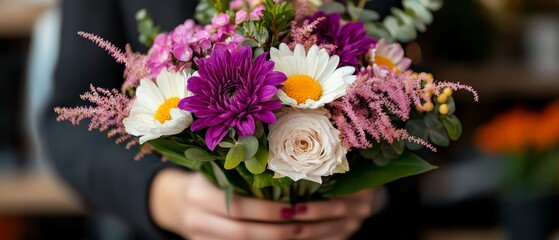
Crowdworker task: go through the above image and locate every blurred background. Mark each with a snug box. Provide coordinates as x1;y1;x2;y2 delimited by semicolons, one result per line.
0;0;558;239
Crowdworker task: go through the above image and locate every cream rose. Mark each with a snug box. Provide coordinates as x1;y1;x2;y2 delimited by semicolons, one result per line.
267;108;349;183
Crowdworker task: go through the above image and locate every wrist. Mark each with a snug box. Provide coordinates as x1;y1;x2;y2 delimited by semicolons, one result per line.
149;168;191;234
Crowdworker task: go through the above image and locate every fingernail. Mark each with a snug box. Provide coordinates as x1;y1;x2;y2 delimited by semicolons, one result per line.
295;204;307;214
281;208;295;219
293;225;303;235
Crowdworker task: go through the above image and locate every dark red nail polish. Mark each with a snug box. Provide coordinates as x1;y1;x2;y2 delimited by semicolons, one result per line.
295;204;307;214
293;225;303;235
281;208;295;218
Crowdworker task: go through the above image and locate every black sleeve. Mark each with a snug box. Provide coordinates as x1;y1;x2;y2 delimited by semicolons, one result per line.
40;0;195;238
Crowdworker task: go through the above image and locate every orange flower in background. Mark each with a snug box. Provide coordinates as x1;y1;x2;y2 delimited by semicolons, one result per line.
475;101;559;154
533;101;559;151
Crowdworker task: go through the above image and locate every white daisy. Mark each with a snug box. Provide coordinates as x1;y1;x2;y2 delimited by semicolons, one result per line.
270;43;355;109
123;69;193;144
371;39;411;76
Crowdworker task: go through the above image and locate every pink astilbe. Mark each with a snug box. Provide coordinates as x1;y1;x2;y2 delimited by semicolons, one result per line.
289;18;337;53
78;32;150;91
328;71;437;150
292;0;318;22
134;144;155;160
121;44;150;91
435;81;479;102
55;85;137;149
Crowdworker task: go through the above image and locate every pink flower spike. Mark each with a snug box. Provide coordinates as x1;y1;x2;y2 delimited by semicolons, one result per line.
230;0;244;9
236;10;248;24
77;31;126;63
212;13;230;27
172;45;193;62
250;5;265;20
54;85;136;148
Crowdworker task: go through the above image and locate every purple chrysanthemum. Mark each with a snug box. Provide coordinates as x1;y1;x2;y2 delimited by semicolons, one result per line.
179;46;286;150
307;12;376;67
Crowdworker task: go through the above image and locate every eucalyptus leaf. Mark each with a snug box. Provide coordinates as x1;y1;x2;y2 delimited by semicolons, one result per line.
427;0;443;10
442;115;462;141
395;24;417;42
228;128;236;139
320;151;437;198
218;141;235;148
359;9;380;22
383;16;399;36
225;145;245;169
245;157;266;174
210;161;230;188
391;7;413;26
244;145;269;174
184;148;215;162
319;1;346;14
238;136;259;160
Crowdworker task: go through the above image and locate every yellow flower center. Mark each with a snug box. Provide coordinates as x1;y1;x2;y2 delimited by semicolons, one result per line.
283;74;322;104
154;97;180;124
374;55;399;73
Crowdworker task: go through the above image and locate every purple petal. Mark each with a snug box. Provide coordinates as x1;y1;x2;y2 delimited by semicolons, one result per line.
258;85;278;101
253;111;276;124
236;115;255;136
206;125;228;150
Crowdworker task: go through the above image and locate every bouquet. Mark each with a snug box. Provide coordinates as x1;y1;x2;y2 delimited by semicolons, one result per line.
55;0;478;204
475;101;559;199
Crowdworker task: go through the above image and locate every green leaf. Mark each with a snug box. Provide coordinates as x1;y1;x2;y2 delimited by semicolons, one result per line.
184;148;215;162
209;161;233;215
447;97;456;115
320;151;437;198
210;161;230;188
237;136;259;160
405;118;428;150
218;141;235;148
236;162;293;188
359;147;381;159
424;112;442;129
253;171;293;188
244;145;268;174
225;145;245;169
147;138;202;170
241;39;259;47
245;157;266;174
429;126;450;147
319;1;345;14
228;128;236;139
442;115;462;141
392;140;405;155
225;184;233;215
359;9;380;22
380;144;399;161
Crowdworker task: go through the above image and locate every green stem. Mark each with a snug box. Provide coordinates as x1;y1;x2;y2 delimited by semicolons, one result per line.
249;184;265;199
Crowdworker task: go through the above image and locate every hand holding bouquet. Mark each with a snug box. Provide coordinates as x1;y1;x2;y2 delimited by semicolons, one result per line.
55;0;478;211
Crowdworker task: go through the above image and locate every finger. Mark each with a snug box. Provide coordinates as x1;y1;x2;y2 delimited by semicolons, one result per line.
186;174;295;222
291;218;363;240
182;207;300;240
293;189;376;221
